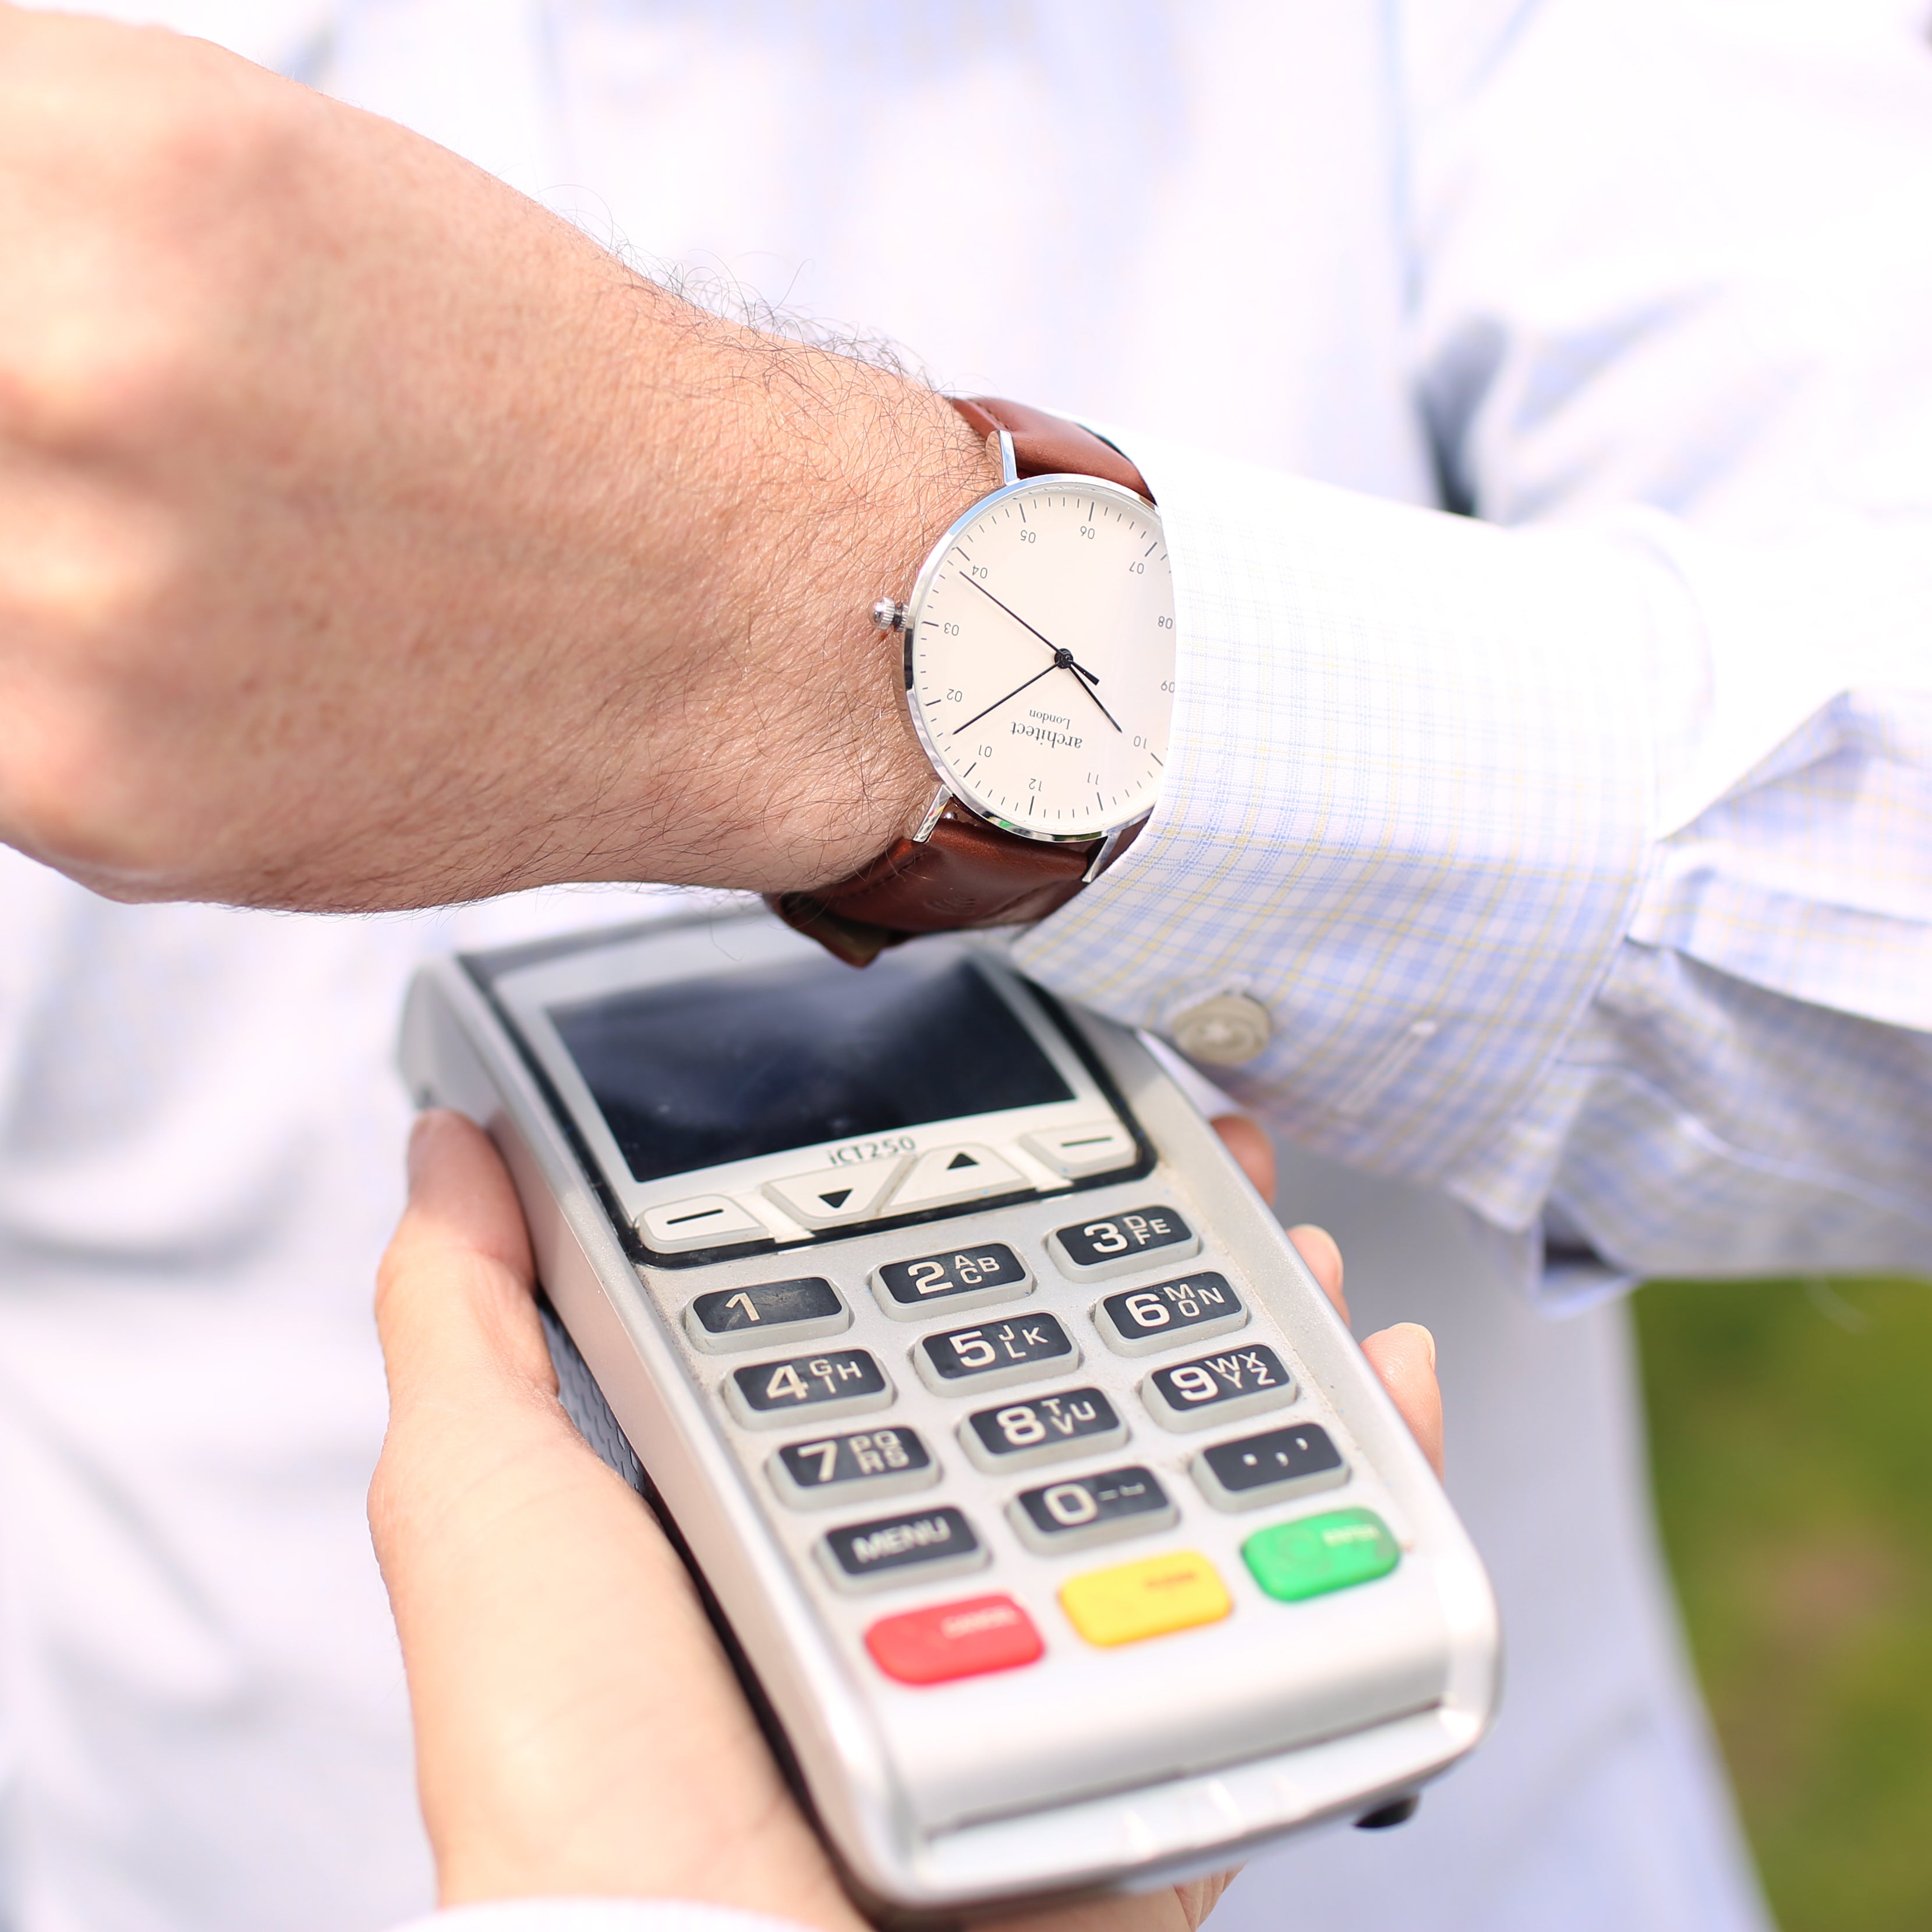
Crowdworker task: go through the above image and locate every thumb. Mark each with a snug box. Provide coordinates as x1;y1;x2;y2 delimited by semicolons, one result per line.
373;1109;555;1427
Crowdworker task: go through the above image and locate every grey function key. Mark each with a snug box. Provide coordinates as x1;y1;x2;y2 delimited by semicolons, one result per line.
1193;1423;1347;1512
684;1276;850;1354
1048;1205;1199;1282
1094;1271;1248;1357
769;1425;937;1510
725;1348;893;1429
1142;1343;1296;1432
1009;1466;1177;1555
960;1387;1128;1473
871;1241;1032;1322
914;1312;1079;1396
818;1505;986;1593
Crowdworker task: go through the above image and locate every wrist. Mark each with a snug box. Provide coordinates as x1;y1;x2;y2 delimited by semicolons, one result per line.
587;309;999;895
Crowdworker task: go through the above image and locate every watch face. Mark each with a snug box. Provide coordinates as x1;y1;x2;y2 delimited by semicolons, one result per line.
903;476;1174;842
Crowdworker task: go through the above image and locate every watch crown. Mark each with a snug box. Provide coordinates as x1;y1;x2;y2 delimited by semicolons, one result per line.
872;597;906;631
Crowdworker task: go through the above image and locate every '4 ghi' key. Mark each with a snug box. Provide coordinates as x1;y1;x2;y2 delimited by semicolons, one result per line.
726;1348;893;1429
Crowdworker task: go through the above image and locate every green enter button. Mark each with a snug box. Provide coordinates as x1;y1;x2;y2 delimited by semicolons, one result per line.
1242;1508;1400;1601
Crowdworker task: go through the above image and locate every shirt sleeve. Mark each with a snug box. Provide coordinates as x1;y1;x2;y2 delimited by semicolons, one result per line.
1010;0;1932;1293
386;1901;818;1932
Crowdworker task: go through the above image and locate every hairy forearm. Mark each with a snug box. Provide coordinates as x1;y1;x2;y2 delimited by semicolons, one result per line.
0;7;992;909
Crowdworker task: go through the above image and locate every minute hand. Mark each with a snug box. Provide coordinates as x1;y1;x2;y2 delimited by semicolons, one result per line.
954;572;1124;734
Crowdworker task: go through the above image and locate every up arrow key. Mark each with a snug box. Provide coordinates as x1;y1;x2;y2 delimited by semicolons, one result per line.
889;1144;1027;1214
764;1156;909;1230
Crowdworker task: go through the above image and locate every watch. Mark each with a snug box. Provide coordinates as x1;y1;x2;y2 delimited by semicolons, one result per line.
770;397;1175;966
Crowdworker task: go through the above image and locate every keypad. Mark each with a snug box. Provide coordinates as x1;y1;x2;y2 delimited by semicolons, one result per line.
685;1276;849;1354
1048;1205;1199;1281
960;1387;1127;1473
864;1594;1043;1685
1009;1466;1176;1555
1141;1343;1294;1432
1194;1423;1347;1512
769;1425;936;1510
1094;1272;1247;1356
914;1312;1078;1395
819;1505;986;1592
871;1241;1032;1322
675;1162;1372;1686
726;1348;893;1429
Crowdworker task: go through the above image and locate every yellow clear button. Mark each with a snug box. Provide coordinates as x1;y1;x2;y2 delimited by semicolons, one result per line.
1059;1549;1233;1648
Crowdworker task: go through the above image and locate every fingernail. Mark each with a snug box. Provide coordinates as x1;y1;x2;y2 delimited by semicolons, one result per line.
1413;1323;1437;1372
406;1111;436;1191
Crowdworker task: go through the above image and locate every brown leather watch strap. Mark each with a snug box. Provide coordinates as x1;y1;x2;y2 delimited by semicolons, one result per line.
950;397;1152;498
767;397;1154;968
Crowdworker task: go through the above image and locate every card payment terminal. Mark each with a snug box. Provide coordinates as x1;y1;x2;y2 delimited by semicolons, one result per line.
398;908;1498;1922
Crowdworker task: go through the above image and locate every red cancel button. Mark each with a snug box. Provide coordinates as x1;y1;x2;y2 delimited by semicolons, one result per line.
865;1594;1044;1685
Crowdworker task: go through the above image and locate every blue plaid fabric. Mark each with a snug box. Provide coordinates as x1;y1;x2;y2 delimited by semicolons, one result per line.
1015;1;1932;1295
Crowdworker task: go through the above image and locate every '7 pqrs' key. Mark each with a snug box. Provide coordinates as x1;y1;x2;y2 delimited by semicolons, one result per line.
726;1349;893;1428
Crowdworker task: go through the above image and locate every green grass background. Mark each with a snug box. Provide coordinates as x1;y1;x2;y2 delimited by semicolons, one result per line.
1635;1275;1932;1932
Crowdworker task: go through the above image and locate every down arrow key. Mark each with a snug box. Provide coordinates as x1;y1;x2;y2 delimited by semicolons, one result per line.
764;1155;910;1230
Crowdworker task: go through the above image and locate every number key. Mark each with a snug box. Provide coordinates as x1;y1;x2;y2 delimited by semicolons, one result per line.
1142;1344;1296;1432
769;1426;937;1510
960;1388;1127;1472
1009;1466;1176;1555
1095;1272;1247;1356
685;1277;849;1354
726;1349;893;1429
871;1242;1031;1321
914;1314;1078;1395
1048;1205;1199;1281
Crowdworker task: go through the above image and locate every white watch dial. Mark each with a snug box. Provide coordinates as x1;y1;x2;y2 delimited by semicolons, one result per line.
904;476;1174;841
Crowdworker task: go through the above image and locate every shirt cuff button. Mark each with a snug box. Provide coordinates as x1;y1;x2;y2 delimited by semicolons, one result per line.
1171;993;1271;1066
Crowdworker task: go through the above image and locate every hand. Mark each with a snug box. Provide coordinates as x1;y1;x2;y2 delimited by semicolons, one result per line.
0;9;983;909
369;1112;1442;1924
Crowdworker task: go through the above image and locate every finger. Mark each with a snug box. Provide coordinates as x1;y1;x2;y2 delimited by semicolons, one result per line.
1361;1323;1443;1478
1286;1222;1347;1325
995;1868;1239;1932
374;1110;553;1416
368;1112;862;1929
1210;1113;1276;1205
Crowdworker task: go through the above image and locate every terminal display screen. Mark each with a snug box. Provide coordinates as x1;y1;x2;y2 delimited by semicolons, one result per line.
549;950;1074;1184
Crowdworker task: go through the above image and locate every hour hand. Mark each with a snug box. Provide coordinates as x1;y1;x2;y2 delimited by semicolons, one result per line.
953;661;1061;736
